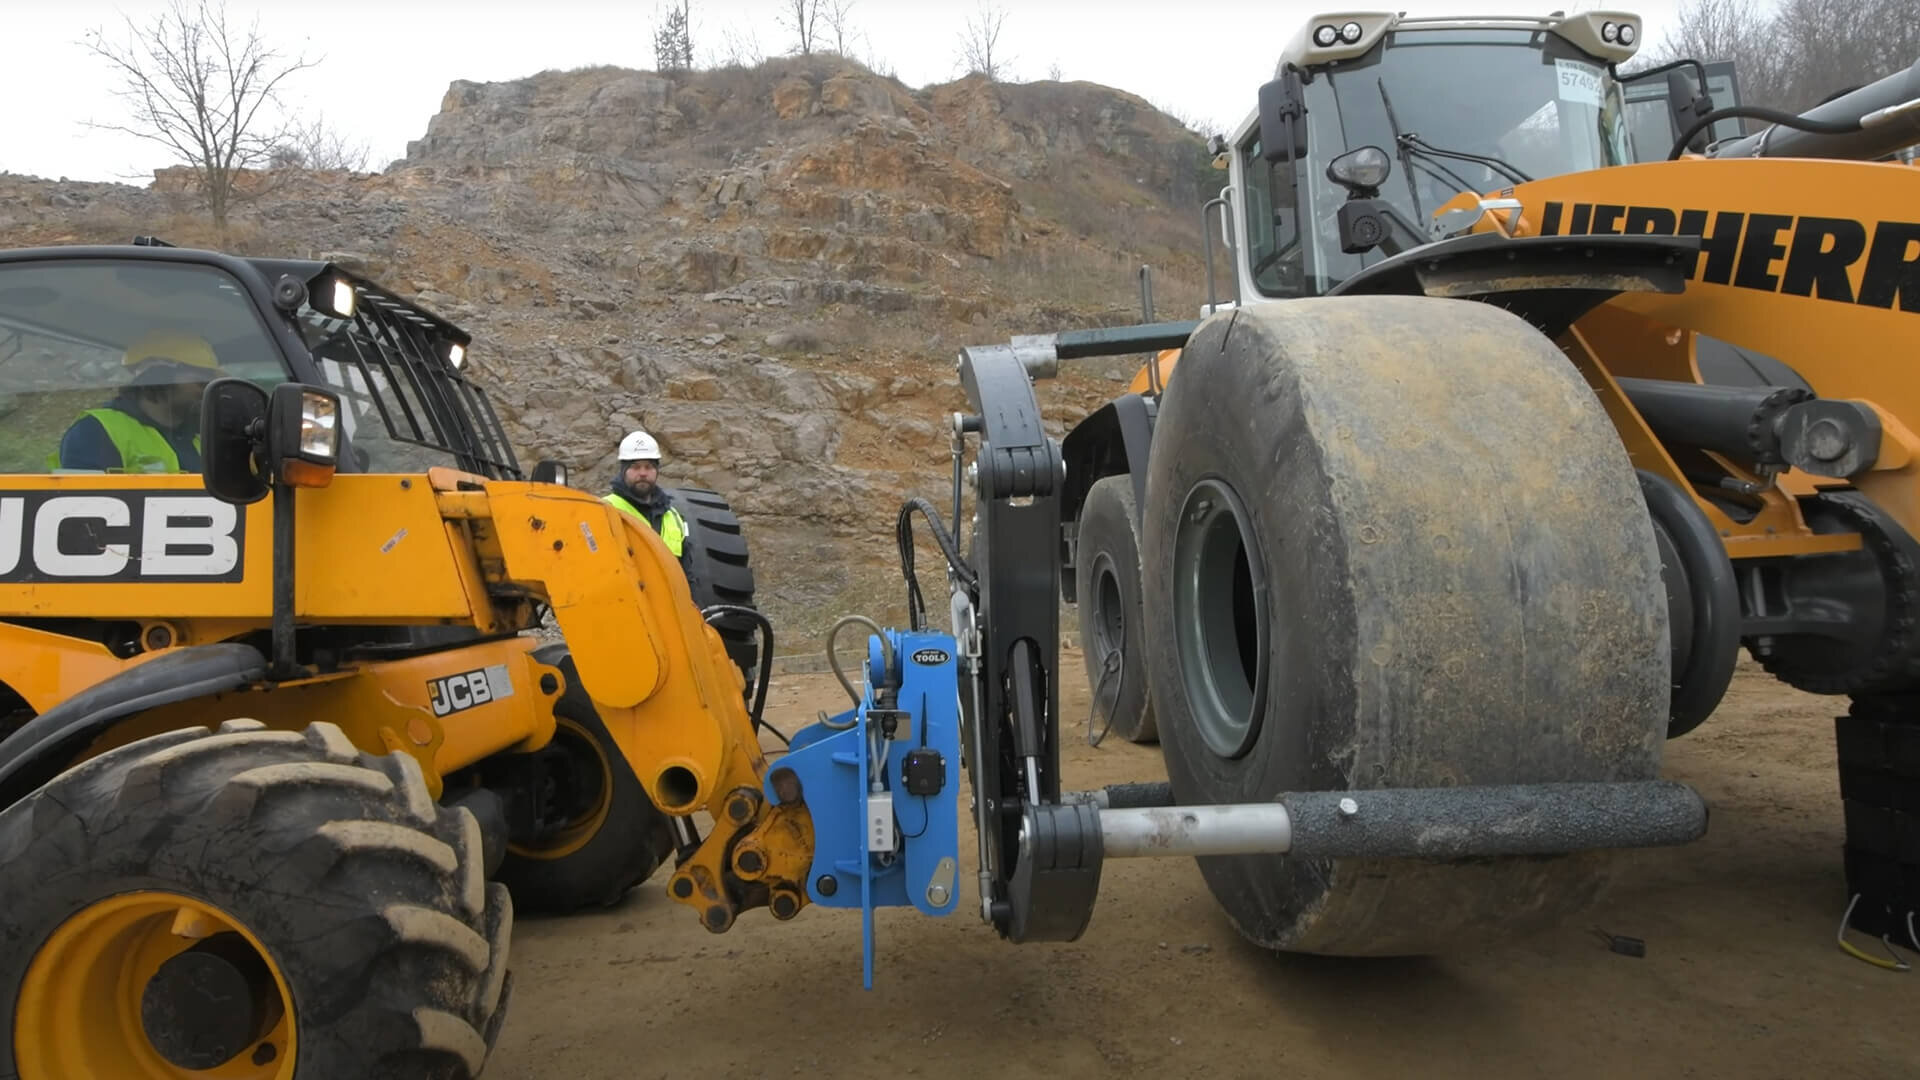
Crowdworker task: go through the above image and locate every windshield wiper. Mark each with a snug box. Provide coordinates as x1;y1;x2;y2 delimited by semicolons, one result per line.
1397;132;1534;187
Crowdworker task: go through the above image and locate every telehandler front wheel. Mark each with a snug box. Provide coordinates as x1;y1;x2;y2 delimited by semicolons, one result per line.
1075;474;1157;743
0;720;512;1080
1141;295;1670;956
493;648;677;915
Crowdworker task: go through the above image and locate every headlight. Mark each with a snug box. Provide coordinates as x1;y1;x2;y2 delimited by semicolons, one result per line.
1314;24;1337;46
329;279;357;318
448;343;465;369
1327;145;1393;191
1340;21;1362;43
300;391;338;459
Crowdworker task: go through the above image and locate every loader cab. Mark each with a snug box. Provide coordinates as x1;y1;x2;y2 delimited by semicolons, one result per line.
1218;10;1644;305
0;244;522;481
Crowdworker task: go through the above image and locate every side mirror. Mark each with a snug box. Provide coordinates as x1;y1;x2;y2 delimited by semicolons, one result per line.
200;378;270;505
1666;69;1714;153
1257;68;1309;162
531;459;570;486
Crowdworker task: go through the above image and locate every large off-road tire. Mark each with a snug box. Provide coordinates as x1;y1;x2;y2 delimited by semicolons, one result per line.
0;720;512;1080
493;647;677;916
1753;491;1920;697
1075;475;1157;743
667;486;760;690
1140;295;1670;957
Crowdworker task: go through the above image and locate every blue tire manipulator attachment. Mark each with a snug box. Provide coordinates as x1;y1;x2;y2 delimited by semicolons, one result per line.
765;628;962;988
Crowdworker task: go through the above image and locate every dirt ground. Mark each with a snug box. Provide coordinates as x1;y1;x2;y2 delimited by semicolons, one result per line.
484;649;1918;1080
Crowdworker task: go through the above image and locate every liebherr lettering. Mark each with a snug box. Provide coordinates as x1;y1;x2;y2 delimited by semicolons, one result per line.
0;491;244;583
1539;200;1920;312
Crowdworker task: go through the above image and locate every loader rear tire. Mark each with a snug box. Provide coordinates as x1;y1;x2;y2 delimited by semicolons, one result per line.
668;486;761;691
1141;295;1670;956
494;647;677;915
1075;475;1156;743
0;720;511;1080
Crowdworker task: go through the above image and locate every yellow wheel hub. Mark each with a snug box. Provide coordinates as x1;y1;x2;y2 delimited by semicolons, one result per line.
508;717;614;861
15;891;296;1079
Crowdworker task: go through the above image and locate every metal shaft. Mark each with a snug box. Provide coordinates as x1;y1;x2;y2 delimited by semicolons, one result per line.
1094;780;1708;861
1098;804;1294;858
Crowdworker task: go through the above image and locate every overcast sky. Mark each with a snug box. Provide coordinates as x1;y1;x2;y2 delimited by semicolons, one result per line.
6;0;1687;185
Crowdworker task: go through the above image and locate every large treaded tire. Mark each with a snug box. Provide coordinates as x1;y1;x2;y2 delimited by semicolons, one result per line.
667;486;760;689
1140;296;1670;956
1075;475;1157;743
0;720;512;1079
1754;491;1920;697
494;647;677;915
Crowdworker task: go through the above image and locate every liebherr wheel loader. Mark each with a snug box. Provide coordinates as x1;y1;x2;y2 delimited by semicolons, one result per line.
1047;10;1920;955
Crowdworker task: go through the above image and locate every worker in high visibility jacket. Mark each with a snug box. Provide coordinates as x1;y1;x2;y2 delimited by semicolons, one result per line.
53;330;218;473
603;429;696;587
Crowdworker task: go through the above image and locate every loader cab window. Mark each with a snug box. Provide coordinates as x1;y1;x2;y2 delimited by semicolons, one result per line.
1260;28;1637;296
1239;134;1307;297
0;259;287;475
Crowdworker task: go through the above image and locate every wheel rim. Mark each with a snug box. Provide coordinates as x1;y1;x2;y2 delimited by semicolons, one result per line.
1171;477;1271;759
507;717;614;861
16;891;296;1079
1089;552;1127;661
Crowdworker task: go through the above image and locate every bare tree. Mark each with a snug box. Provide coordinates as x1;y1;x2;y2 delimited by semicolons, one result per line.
778;0;823;56
707;23;766;68
959;1;1010;81
822;0;857;55
1647;0;1920;119
271;114;369;172
654;0;695;72
82;0;318;228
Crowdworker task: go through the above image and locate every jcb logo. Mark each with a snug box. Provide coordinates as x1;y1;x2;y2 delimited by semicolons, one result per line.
428;665;514;718
0;491;244;583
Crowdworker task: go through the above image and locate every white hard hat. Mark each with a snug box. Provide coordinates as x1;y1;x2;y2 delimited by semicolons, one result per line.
618;429;661;461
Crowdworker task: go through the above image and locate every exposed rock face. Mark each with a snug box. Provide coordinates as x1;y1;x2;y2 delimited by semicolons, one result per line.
1;54;1217;643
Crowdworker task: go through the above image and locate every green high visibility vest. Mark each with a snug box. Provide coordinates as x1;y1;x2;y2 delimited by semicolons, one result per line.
603;492;687;557
46;408;200;473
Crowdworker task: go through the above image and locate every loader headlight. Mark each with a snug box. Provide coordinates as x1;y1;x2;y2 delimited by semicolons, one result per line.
1314;24;1338;46
1618;23;1635;44
1340;21;1362;43
1602;20;1619;42
1327;145;1393;192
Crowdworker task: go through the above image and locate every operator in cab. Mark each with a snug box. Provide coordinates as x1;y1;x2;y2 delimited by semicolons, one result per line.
53;329;218;474
604;429;696;587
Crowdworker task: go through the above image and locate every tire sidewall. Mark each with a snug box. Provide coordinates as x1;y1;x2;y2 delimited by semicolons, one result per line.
1141;314;1353;942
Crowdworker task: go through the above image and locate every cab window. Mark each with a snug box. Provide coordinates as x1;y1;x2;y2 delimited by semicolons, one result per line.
0;259;286;475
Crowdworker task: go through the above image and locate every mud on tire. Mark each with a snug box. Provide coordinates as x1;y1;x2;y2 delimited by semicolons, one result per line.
0;720;512;1079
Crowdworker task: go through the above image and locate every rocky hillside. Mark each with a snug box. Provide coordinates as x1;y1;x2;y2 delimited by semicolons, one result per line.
0;54;1221;647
